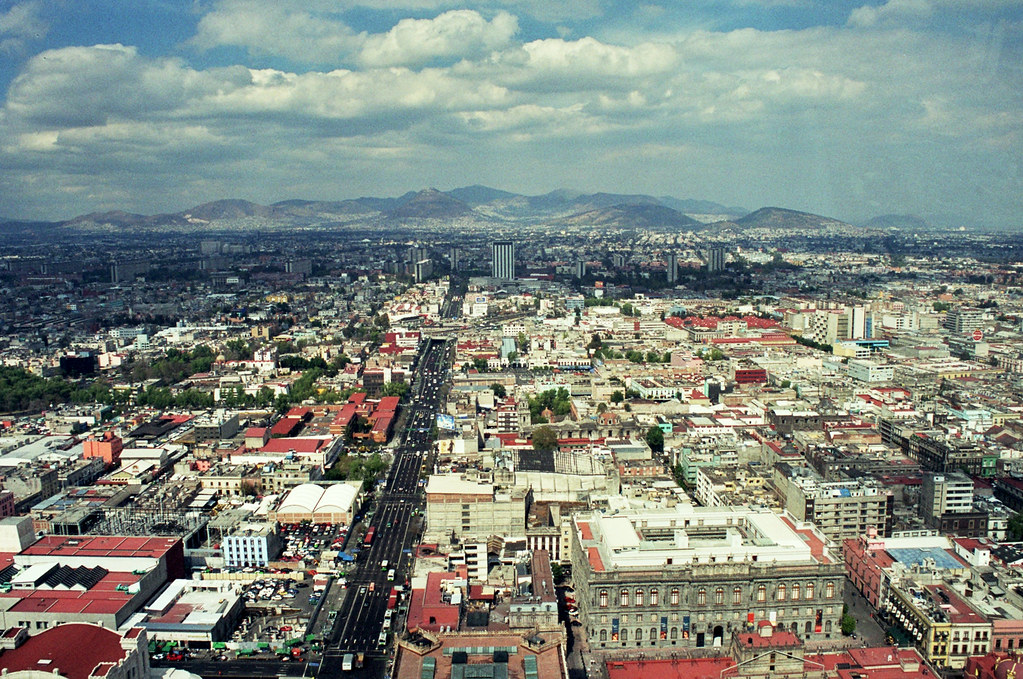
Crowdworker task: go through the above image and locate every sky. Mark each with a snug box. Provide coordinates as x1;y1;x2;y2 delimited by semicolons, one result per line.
0;0;1021;227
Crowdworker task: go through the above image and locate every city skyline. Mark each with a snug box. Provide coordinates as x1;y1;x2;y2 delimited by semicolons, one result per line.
0;1;1020;228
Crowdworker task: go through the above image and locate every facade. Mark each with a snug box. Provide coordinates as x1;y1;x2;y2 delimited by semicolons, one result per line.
424;474;528;543
571;507;845;651
943;308;983;334
223;522;282;567
492;240;515;281
847;359;894;383
783;473;894;541
272;482;362;525
920;472;974;521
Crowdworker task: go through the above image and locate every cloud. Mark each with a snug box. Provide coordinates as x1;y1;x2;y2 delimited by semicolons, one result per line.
0;1;48;54
358;10;518;67
848;0;932;27
191;1;363;64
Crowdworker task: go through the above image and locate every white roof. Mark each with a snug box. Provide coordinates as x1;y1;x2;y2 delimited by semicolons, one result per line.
425;474;493;496
277;483;324;513
316;484;358;513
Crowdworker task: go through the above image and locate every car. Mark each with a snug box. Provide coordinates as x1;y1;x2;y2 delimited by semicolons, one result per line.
167;652;184;661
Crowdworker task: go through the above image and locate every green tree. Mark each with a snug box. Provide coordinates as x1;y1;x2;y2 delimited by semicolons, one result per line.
841;613;856;636
610;390;624;404
532;425;558;452
646;425;664;453
491;383;507;399
382;382;410;398
1009;513;1023;541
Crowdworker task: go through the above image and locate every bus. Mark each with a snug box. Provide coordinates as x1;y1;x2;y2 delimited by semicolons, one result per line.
363;526;376;546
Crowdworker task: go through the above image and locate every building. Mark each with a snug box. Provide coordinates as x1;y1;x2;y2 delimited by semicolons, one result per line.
706;247;725;273
492;240;515;281
0;623;150;679
666;252;678;283
223;522;282;567
783;471;894;541
138;579;244;645
571;506;844;651
192;411;240;441
943;308;984;334
449;246;459;272
425;475;528;543
0;490;15;519
272;482;362;525
847;359;894;383
920;472;974;521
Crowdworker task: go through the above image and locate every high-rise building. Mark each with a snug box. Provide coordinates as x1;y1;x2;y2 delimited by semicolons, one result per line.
408;245;429;264
706;247;726;273
492;240;515;281
666;252;679;283
943;308;984;334
920;472;974;521
611;253;626;268
449;246;459;272
576;260;587;279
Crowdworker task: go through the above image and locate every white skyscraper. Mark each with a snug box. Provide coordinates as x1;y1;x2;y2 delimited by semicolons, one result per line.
492;240;515;281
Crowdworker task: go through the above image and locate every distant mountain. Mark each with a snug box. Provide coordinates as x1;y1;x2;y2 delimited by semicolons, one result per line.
183;199;271;221
270;199;374;218
384;188;475;220
444;185;520;205
732;207;853;231
658;196;747;219
861;214;930;230
354;191;418;212
552;204;701;230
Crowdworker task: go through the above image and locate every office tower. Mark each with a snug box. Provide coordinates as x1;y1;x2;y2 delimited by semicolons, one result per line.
611;253;626;268
576;260;587;279
666;252;678;283
492;240;515;281
707;247;726;273
449;246;459;272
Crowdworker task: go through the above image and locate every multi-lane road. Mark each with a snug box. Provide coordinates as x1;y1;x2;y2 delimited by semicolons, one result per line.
318;337;451;678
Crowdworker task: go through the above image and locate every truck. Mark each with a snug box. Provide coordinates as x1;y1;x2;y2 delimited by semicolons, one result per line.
342;653;354;671
363;526;376;546
387;587;398;610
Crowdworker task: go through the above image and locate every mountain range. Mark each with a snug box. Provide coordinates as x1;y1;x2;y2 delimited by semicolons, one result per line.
1;185;921;234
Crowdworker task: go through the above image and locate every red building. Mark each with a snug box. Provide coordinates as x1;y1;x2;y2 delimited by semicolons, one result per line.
83;432;123;467
406;569;465;633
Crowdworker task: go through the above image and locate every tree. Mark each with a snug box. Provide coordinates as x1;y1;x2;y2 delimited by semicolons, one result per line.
491;383;507;399
646;425;664;453
1008;512;1023;541
841;613;856;636
587;333;603;351
610;390;624;404
532;425;558;452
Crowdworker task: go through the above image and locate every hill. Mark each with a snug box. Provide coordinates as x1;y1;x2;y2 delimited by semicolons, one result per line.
733;207;853;231
552;203;701;230
385;189;475;220
861;214;930;230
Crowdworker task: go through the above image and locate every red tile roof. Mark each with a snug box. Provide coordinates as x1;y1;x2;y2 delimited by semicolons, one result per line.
0;623;129;679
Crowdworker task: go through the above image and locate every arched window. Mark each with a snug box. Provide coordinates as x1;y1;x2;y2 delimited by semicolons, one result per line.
620;589;630;607
715;587;725;605
792;584;800;601
650;589;659;606
635;589;644;606
600;629;607;641
777;584;786;601
651;627;658;641
698;588;707;606
620;629;628;641
733;587;742;605
805;621;813;635
825;582;835;599
670;627;678;639
806;583;814;599
757;585;766;602
825;619;833;633
671;588;680;605
636;628;643;640
599;590;609;608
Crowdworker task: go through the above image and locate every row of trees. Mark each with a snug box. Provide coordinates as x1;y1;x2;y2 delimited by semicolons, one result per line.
324;452;387;490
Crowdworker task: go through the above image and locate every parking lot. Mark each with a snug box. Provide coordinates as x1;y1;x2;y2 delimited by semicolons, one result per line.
278;521;350;565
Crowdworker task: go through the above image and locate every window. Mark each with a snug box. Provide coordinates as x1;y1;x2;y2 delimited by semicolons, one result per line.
698;588;706;606
600;629;607;641
792;584;800;601
599;590;609;608
650;589;659;606
757;585;766;602
715;588;724;605
671;588;680;606
734;587;742;605
621;629;628;641
806;583;814;599
621;589;630;607
825;582;835;599
670;627;678;639
777;585;786;601
636;628;643;640
635;589;644;606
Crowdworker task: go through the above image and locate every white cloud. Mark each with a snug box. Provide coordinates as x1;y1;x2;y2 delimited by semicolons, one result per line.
191;0;363;64
358;10;518;67
0;1;48;54
848;0;932;27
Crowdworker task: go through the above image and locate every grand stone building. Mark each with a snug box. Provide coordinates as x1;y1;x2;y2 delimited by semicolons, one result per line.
570;506;845;650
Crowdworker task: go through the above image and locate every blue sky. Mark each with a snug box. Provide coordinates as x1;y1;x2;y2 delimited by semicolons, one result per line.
1;0;1021;227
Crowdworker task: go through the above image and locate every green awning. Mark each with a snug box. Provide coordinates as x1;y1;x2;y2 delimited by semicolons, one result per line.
212;642;227;650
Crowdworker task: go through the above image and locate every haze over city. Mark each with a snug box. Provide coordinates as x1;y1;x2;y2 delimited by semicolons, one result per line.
0;0;1020;228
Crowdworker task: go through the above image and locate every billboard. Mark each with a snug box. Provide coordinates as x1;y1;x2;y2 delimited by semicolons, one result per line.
611;618;619;641
436;414;457;431
682;615;690;639
660;617;668;639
